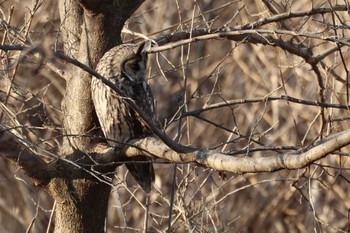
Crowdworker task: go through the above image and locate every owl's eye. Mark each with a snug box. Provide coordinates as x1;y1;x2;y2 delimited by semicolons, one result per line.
129;62;140;70
121;58;143;82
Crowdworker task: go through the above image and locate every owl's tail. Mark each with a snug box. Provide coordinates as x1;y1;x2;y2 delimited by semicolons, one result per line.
125;158;155;194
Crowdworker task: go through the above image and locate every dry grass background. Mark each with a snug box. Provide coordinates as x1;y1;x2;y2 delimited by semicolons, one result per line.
1;0;350;232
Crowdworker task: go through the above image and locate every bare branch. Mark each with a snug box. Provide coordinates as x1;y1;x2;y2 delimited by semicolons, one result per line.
124;129;350;173
236;4;350;30
182;95;350;117
0;125;50;186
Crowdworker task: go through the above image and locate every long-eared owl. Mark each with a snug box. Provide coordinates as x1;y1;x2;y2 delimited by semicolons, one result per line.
91;42;155;193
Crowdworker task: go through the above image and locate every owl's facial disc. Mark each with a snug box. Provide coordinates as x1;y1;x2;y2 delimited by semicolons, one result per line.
121;57;146;83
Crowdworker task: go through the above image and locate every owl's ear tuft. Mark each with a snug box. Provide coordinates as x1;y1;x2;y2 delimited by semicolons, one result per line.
136;40;152;55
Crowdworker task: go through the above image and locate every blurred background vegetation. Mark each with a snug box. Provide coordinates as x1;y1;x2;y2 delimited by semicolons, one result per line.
1;0;350;232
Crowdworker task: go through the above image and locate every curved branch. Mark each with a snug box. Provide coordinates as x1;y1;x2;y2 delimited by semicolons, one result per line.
154;4;350;46
152;29;343;59
124;129;350;173
2;124;349;182
236;4;349;30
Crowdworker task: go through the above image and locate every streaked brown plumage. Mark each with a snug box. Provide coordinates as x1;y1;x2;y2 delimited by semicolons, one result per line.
91;42;155;193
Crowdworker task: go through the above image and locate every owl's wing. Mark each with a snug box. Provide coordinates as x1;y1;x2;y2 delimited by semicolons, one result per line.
91;76;134;146
122;81;155;193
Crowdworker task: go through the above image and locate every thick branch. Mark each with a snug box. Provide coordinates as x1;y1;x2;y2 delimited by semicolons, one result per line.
124;129;350;173
0;125;50;186
2;124;349;183
76;0;144;34
58;0;83;57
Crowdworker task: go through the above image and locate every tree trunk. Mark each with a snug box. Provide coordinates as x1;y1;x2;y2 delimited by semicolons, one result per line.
48;177;111;233
47;1;145;232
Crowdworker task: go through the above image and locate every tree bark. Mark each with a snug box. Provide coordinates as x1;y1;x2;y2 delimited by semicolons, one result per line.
48;175;111;233
49;1;145;232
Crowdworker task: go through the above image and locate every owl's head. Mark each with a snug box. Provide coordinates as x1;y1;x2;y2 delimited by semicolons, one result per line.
121;41;151;83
